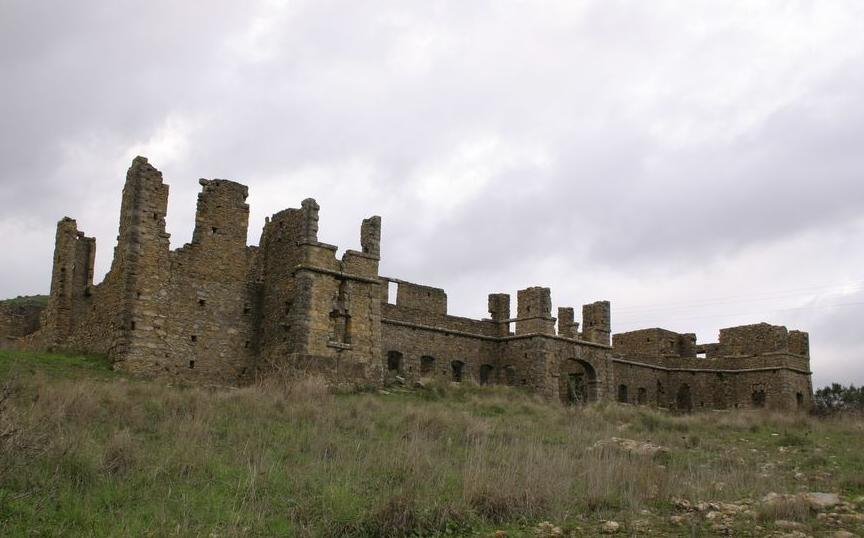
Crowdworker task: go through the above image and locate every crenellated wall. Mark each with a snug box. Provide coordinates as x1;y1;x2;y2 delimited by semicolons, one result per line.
3;156;814;411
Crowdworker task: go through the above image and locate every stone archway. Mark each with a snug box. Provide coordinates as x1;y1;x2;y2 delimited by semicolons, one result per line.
559;358;598;405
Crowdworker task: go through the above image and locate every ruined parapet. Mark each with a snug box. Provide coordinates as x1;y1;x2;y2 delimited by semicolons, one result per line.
395;281;447;316
488;293;511;337
191;179;250;245
717;323;790;357
789;330;810;357
557;307;579;338
695;343;720;358
613;328;697;359
678;333;697;358
343;215;382;278
582;300;611;346
516;287;555;335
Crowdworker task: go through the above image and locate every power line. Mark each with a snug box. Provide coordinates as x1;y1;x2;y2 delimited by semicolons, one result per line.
615;300;864;327
614;279;864;314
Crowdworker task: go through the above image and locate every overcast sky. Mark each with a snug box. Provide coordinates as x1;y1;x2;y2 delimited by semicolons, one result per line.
1;1;862;387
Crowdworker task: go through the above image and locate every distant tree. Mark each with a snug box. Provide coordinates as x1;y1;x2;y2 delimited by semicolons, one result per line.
813;383;864;415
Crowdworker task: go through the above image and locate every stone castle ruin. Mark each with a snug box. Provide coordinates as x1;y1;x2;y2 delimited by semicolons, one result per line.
2;157;813;410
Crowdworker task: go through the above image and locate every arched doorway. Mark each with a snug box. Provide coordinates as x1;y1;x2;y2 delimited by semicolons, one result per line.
450;360;465;382
559;359;598;405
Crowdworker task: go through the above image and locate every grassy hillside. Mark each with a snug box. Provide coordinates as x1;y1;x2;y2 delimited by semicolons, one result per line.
0;295;49;308
1;350;863;537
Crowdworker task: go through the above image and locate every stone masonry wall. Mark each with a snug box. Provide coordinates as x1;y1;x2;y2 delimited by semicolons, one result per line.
3;156;814;411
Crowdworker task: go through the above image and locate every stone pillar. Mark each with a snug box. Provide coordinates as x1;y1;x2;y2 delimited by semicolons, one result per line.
488;293;511;337
361;216;381;258
516;287;555;335
582;300;611;346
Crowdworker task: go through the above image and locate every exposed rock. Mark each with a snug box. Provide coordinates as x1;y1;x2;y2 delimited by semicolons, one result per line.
591;437;669;458
802;492;841;510
599;520;620;534
775;520;807;531
762;491;842;511
533;521;563;537
669;515;689;525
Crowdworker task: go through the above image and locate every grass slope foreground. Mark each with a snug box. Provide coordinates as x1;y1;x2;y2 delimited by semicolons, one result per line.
1;350;863;537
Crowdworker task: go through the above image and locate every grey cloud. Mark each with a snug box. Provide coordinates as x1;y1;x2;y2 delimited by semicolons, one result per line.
1;0;863;384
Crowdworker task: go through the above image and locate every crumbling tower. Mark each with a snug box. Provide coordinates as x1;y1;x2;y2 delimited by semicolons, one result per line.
111;156;171;367
42;218;95;343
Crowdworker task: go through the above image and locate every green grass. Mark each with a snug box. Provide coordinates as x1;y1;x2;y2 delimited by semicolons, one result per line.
0;349;114;380
1;350;863;537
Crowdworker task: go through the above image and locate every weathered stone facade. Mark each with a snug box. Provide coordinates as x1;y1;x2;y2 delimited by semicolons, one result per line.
5;157;813;410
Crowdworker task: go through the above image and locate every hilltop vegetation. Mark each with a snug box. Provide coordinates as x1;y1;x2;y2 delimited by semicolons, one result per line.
1;350;863;537
0;295;48;308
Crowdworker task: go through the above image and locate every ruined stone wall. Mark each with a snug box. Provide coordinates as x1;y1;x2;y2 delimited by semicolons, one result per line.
613;328;697;360
380;281;500;384
611;354;812;411
718;323;791;357
256;198;384;387
157;179;258;384
496;335;613;402
9;155;815;408
0;303;43;340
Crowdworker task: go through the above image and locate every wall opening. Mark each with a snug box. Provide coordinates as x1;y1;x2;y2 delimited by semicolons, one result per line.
504;366;516;386
189;360;195;369
637;387;647;405
451;360;464;382
479;364;493;385
559;359;598;405
387;281;397;304
796;392;804;408
420;356;435;376
656;380;665;406
617;384;628;403
566;373;585;405
676;384;693;412
386;351;402;372
752;389;766;408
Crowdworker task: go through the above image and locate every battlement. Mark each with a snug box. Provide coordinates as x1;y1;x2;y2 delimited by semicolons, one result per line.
613;323;810;361
718;323;809;358
4;156;813;411
612;328;697;360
